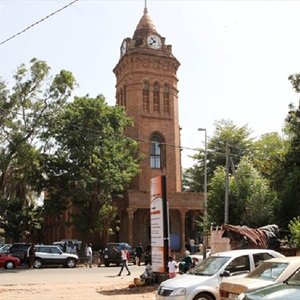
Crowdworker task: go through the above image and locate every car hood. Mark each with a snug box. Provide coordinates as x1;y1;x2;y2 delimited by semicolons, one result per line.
221;278;275;294
243;283;300;300
160;273;213;289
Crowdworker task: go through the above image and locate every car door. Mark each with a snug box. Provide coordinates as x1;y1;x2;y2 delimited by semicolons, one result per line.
38;246;52;264
50;246;64;265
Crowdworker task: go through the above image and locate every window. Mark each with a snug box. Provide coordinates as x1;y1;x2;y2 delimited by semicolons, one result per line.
116;91;120;105
120;88;123;106
150;134;163;168
153;82;160;112
225;255;250;275
143;81;150;112
123;85;127;108
163;84;170;113
253;253;274;267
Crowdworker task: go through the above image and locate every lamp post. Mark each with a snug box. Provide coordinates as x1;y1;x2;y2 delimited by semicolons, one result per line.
198;128;208;259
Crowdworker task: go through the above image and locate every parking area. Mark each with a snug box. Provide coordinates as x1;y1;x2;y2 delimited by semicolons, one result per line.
0;264;157;300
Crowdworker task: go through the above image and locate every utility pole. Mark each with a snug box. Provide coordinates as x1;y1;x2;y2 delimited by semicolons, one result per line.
198;128;208;259
224;141;229;224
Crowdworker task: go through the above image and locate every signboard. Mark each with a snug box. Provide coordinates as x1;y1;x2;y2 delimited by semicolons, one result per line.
150;176;169;273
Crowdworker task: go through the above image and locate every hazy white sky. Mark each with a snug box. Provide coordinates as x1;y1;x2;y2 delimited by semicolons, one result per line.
1;0;300;168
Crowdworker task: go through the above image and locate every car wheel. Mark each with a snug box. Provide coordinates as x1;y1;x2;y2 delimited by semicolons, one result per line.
104;262;110;267
4;261;15;269
66;258;76;268
194;293;214;300
33;258;42;269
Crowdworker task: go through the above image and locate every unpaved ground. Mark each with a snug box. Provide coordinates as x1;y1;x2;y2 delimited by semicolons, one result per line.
0;265;158;300
0;282;157;300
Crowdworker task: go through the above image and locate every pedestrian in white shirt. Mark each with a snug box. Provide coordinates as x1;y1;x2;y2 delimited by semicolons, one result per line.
117;245;131;276
86;243;93;268
168;256;177;278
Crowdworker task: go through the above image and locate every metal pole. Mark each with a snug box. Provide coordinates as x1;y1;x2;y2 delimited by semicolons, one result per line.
198;128;207;259
224;141;229;224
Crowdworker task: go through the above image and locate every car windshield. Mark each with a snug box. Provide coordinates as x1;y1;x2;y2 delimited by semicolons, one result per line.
248;262;288;281
0;244;11;252
188;255;230;276
286;268;300;285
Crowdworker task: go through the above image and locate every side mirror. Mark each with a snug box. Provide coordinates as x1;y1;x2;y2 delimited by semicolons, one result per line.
220;270;231;277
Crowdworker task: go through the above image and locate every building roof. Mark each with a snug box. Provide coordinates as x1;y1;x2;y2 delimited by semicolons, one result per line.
133;8;158;40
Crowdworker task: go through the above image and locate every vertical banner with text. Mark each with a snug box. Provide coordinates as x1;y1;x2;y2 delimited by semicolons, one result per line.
150;175;169;273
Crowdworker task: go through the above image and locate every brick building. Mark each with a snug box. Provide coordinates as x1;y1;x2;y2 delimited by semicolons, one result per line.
43;6;204;253
113;6;203;253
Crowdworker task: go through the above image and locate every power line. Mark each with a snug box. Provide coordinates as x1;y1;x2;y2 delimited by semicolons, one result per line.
0;107;198;152
0;0;80;47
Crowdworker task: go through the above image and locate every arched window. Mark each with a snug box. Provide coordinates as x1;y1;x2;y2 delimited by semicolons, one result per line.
143;81;150;112
163;84;170;113
120;88;123;106
150;134;164;169
116;91;120;106
123;85;127;108
153;82;160;112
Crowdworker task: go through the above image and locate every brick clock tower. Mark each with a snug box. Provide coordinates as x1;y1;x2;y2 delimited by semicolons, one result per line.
114;7;181;193
113;6;202;251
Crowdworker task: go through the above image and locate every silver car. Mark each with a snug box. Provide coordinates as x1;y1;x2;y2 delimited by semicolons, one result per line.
33;245;78;269
156;249;284;300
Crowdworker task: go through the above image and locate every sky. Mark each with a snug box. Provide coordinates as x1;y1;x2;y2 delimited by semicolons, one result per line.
1;0;300;169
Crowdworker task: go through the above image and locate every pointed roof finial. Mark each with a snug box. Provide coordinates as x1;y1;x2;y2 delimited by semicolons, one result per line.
144;0;148;14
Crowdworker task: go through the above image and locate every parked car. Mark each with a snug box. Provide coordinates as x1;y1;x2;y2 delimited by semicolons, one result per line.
0;244;12;254
8;243;31;263
156;249;284;300
33;245;78;269
220;256;300;300
0;254;21;269
237;266;300;300
102;242;135;267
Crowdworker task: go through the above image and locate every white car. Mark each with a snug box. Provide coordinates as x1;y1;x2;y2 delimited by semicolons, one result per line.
33;245;78;269
219;256;300;300
156;249;284;300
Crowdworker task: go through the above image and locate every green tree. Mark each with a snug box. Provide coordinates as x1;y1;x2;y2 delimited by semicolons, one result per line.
277;100;300;227
251;132;287;188
183;119;253;192
40;95;139;244
0;58;75;241
208;157;277;227
288;216;300;248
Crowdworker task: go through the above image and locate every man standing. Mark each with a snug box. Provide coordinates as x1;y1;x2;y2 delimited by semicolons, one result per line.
135;243;143;266
85;243;93;268
27;243;36;268
117;245;131;276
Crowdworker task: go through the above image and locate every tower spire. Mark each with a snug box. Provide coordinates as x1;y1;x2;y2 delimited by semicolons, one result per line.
144;0;148;14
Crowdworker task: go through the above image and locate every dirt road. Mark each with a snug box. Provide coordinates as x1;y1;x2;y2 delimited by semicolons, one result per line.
0;264;158;300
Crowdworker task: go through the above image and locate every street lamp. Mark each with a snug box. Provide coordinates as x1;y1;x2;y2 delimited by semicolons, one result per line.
198;128;208;259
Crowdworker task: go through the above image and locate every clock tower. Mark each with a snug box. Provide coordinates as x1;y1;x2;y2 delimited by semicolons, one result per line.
113;6;202;251
114;7;181;193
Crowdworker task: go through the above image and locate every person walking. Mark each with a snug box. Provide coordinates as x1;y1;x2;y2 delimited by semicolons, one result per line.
167;256;177;278
117;245;131;276
85;243;93;268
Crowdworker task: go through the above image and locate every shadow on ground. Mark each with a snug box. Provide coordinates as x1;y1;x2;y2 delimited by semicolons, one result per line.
97;285;157;295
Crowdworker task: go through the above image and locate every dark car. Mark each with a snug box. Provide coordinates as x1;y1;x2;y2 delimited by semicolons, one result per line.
8;243;31;264
102;242;135;267
33;245;78;269
239;267;300;300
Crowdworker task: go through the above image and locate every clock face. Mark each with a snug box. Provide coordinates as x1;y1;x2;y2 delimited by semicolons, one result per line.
121;40;127;56
147;35;162;49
